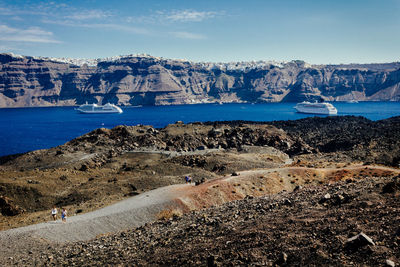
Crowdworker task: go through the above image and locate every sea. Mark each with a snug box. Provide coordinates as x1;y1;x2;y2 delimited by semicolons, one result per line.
0;101;399;157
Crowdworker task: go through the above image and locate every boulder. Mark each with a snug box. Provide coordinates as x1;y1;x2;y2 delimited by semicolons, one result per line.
0;196;24;216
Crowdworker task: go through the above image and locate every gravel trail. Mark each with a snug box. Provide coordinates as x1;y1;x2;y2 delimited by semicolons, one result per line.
0;184;191;244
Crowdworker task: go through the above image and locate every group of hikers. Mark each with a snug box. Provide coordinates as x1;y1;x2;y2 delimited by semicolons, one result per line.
185;175;192;184
51;206;67;222
49;176;193;222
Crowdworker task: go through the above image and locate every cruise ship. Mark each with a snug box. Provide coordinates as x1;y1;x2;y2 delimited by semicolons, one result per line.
76;103;123;114
294;101;337;115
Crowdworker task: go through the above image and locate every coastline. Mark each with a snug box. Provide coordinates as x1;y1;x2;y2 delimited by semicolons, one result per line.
0;102;400;157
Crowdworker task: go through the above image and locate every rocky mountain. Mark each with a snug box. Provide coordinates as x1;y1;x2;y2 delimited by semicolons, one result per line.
0;53;400;107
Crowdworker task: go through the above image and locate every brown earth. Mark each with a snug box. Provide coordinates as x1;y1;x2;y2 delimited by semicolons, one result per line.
3;174;399;266
1;116;399;231
0;121;300;230
0;116;399;266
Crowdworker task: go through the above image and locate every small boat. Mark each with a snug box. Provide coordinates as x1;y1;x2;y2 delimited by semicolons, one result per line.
294;101;337;115
346;99;358;103
76;103;123;114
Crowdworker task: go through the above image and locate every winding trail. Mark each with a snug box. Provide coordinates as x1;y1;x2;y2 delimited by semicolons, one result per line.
0;164;398;263
0;184;192;244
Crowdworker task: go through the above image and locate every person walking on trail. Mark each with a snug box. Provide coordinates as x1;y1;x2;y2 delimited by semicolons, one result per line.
51;206;58;221
61;208;67;222
185;175;192;184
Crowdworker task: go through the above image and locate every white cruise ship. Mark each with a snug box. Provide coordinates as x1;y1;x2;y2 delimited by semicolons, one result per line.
76;103;123;114
294;101;337;115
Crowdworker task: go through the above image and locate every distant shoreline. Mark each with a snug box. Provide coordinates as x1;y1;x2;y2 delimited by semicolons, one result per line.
0;100;399;109
1;54;399;108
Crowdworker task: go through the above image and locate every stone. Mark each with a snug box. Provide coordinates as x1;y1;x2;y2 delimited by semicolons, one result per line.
346;232;375;250
128;184;137;191
319;193;331;204
283;199;292;206
386;259;396;267
79;164;88;172
381;181;399;194
0;196;24;216
275;252;288;265
207;255;217;267
396;227;400;236
293;185;302;191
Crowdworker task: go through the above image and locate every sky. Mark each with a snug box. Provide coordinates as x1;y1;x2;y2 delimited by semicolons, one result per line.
0;0;399;64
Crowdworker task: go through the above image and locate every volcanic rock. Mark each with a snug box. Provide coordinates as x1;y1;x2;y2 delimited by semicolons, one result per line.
382;180;400;194
1;175;400;266
346;232;375;250
0;196;24;216
386;259;396;267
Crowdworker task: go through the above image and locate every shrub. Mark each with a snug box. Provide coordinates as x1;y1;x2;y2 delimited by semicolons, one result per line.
157;209;183;221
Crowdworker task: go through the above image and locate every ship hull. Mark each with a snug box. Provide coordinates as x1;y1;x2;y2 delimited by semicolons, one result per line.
76;103;123;114
294;102;337;115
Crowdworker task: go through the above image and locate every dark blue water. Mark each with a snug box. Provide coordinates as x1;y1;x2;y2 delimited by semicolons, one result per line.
0;102;399;157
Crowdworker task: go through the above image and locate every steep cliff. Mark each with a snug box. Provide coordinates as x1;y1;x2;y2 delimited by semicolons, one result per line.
0;53;399;107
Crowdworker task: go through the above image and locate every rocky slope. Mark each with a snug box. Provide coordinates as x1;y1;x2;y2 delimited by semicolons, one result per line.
0;121;301;230
272;116;400;167
1;53;400;107
1;116;399;231
0;116;400;266
3;175;399;266
206;116;400;167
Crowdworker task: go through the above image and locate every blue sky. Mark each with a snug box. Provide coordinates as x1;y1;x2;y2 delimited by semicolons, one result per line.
0;0;399;64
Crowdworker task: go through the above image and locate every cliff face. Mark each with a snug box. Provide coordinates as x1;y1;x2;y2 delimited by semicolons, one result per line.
0;53;399;107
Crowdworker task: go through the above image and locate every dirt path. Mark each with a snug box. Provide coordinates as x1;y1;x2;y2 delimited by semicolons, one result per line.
2;164;397;241
1;164;398;264
0;183;192;251
226;164;400;180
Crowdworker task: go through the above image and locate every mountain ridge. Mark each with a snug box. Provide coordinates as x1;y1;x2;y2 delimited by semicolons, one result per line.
0;53;399;107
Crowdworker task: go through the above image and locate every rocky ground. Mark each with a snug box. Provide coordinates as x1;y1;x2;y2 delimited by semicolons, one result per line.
1;116;399;230
271;115;400;167
0;121;302;230
0;115;399;266
4;174;399;266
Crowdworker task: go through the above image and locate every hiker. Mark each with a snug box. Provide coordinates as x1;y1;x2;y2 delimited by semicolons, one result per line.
51;206;58;221
185;175;192;184
61;208;67;222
